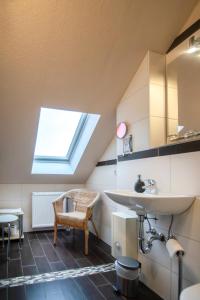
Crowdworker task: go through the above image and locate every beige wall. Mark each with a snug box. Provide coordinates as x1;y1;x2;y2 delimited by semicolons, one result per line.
1;0;195;184
86;138;118;244
0;184;84;232
180;1;200;33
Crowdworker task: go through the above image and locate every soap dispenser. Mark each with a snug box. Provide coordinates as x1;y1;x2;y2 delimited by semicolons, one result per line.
134;175;145;193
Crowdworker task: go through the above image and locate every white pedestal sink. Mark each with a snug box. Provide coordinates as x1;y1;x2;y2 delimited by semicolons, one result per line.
104;190;195;215
180;283;200;300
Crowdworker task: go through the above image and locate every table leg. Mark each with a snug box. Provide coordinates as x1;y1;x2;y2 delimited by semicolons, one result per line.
7;222;11;260
66;197;69;212
2;224;4;248
21;215;23;242
18;217;21;248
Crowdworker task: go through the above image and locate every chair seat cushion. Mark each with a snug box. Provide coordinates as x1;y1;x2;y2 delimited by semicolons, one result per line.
57;211;86;227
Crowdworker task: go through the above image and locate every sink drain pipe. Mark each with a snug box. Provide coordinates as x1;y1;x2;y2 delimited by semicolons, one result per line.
137;212;165;254
166;238;185;300
178;252;184;298
137;211;184;299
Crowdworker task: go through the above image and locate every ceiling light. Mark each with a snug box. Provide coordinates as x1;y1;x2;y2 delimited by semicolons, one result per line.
177;125;184;133
186;36;200;54
187;46;199;54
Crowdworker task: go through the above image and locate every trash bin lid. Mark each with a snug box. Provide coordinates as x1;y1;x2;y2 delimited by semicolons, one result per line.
117;256;141;270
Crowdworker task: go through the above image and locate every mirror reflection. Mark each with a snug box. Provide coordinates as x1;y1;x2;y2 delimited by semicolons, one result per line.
166;31;200;143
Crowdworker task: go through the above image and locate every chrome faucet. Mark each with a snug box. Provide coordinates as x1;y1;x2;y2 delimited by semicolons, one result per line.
143;179;157;194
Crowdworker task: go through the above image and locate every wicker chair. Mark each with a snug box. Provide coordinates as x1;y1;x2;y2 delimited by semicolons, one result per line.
53;189;100;255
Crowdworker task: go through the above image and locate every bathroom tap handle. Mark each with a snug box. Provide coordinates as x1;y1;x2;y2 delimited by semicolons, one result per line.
146;228;157;235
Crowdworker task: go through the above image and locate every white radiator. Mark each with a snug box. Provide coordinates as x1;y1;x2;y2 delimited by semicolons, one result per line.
32;192;64;229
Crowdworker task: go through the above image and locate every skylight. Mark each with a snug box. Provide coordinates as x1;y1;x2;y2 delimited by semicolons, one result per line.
32;107;100;175
34;108;86;161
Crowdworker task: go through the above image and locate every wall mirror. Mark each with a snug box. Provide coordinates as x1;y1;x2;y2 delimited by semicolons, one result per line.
166;26;200;144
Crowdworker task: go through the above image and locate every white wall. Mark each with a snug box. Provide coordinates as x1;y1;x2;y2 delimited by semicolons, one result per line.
0;184;84;232
86;45;200;300
117;51;166;154
87;137;134;245
116;48;200;300
86;144;200;300
86;138;118;244
117;154;200;300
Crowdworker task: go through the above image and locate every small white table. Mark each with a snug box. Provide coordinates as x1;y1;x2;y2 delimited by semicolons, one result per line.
0;214;18;260
0;208;24;241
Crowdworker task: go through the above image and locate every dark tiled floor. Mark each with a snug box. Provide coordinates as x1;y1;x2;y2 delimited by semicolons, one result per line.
0;230;162;300
0;277;163;300
0;229;114;279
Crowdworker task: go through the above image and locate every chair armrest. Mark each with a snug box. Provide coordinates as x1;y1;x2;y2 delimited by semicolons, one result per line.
87;194;100;209
73;199;78;211
53;198;64;215
53;192;70;214
82;194;100;219
53;193;77;215
85;206;93;220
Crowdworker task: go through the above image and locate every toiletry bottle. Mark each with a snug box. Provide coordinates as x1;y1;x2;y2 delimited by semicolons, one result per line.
134;175;145;193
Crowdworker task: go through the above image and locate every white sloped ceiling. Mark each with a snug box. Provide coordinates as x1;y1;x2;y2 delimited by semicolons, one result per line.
0;0;197;183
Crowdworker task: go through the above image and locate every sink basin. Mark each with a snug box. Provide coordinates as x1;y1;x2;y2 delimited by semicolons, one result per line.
180;283;200;300
104;190;195;215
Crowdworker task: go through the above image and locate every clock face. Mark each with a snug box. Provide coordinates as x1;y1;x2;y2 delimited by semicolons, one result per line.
116;122;127;139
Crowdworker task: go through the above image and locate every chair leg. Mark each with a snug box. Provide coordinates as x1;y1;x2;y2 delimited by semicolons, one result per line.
84;227;89;255
54;221;57;246
72;228;75;243
91;219;99;239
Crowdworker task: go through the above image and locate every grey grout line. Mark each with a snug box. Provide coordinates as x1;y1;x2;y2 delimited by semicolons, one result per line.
22;264;36;267
76;257;92;265
45;233;63;268
31;255;45;258
95;243;113;258
90;250;105;265
96;282;113;288
99;274;112;286
29;237;45;258
1;230;114;285
36;233;51;245
35;240;52;272
73;277;88;299
18;241;24;277
8;257;20;261
87;275;107;300
95;282;112;288
19;241;28;298
45;231;82;267
44;232;70;270
26;234;40;275
6;247;8;282
45;232;55;244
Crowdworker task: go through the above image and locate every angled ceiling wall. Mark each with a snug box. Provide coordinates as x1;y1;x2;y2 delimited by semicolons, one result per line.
0;0;197;183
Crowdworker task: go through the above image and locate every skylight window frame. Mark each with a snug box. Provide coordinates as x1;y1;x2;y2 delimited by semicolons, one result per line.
34;113;88;163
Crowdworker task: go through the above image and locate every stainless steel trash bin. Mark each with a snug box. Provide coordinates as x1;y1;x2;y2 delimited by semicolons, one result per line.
115;256;141;298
